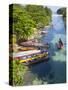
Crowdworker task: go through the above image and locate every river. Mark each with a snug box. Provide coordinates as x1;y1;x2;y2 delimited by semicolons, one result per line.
23;12;66;85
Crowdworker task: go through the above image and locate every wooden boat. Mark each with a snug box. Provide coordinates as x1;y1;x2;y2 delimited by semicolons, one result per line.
19;51;49;65
18;47;36;51
19;51;49;64
11;50;49;65
23;56;49;65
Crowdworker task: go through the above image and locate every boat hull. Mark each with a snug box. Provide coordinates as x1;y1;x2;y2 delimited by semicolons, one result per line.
22;56;49;65
57;43;63;49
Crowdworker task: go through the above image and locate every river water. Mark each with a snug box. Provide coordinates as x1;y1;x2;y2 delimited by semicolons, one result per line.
23;13;66;85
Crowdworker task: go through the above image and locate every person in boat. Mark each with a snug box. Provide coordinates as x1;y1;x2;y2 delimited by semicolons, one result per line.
57;38;63;49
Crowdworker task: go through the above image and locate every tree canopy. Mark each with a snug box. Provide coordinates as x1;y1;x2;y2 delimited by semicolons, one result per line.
9;4;52;41
10;4;36;41
25;5;52;28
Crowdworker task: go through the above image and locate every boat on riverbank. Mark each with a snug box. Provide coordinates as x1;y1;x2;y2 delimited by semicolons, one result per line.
23;55;49;65
19;40;50;49
10;50;49;65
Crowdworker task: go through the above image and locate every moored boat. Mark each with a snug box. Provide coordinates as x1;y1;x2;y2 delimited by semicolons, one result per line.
10;50;49;65
19;51;49;65
23;55;49;65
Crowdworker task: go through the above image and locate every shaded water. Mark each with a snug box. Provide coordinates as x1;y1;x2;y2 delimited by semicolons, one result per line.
23;14;66;85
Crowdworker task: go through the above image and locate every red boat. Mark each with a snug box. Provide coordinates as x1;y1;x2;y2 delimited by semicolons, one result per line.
57;43;63;49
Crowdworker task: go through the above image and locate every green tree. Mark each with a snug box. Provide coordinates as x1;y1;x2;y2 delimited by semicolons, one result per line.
9;4;36;41
25;5;52;29
9;4;52;41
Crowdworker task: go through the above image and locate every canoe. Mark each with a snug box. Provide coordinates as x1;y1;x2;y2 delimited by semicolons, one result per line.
18;47;36;51
22;55;49;65
10;50;49;64
19;51;49;65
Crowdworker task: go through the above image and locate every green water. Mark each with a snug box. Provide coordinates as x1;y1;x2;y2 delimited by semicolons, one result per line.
23;14;66;85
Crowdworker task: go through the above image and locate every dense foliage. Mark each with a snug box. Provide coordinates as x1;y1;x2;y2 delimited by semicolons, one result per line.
9;4;52;41
9;60;28;86
10;4;36;41
25;5;52;28
57;8;66;27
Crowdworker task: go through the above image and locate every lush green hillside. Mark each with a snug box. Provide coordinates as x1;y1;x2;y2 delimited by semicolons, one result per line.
9;4;52;41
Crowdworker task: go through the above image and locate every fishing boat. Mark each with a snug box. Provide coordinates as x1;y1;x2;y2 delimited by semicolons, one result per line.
11;50;49;65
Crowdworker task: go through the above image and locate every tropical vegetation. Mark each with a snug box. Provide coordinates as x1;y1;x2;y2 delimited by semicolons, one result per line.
9;4;52;42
